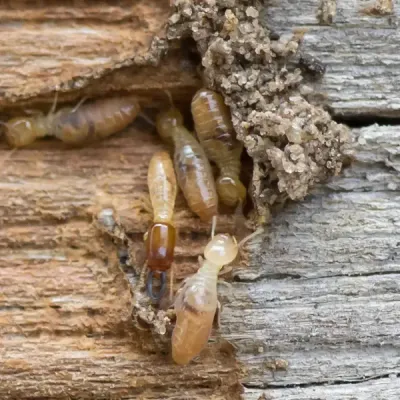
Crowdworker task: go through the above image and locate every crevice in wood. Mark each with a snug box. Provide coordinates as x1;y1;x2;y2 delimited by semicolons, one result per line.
233;273;303;282
242;372;400;390
234;268;400;284
334;115;400;128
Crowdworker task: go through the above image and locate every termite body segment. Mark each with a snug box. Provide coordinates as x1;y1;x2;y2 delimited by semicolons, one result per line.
53;95;140;145
3;114;53;148
191;88;246;208
171;233;238;365
3;95;140;148
156;107;218;222
145;151;178;301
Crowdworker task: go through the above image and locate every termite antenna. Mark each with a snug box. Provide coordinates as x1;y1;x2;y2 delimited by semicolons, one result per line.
48;91;59;115
139;112;156;127
163;89;175;108
71;96;89;113
211;215;217;239
146;270;167;302
0;147;17;168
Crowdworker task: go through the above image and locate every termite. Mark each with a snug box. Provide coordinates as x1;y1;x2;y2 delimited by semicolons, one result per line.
156;100;218;223
3;94;140;147
145;150;178;302
171;233;239;365
191;88;246;208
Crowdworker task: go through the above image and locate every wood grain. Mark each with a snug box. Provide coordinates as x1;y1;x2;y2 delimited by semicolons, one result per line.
264;0;399;118
0;125;243;399
220;124;400;398
0;0;201;110
2;120;400;399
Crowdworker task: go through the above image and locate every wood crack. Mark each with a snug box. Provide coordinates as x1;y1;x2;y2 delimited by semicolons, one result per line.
243;372;400;390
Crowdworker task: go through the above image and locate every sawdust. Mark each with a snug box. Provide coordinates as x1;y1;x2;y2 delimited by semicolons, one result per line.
361;0;394;16
164;0;350;221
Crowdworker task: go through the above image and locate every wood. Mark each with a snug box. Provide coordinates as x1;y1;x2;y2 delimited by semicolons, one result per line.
264;0;399;118
245;377;400;400
230;124;400;398
0;0;201;111
2;121;400;399
1;0;399;399
0;127;243;399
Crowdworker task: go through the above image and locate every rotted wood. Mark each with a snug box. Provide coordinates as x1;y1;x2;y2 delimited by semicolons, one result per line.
0;0;201;112
265;0;399;118
0;126;244;400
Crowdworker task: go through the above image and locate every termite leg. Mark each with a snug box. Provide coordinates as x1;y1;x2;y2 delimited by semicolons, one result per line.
238;226;264;249
213;300;222;329
169;264;174;303
146;270;167;302
211;215;217;239
0;148;17;169
24;109;43;116
217;279;233;297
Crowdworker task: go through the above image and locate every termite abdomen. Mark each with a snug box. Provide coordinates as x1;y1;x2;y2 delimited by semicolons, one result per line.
191;88;246;207
53;95;140;145
148;150;177;223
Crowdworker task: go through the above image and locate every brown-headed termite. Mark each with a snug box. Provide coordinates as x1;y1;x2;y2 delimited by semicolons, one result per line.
145;150;178;302
191;88;246;208
156;95;218;223
3;94;140;147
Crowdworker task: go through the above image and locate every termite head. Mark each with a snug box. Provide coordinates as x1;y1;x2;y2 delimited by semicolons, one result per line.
156;108;183;144
204;233;238;266
145;222;176;271
216;176;247;208
145;222;176;301
3;117;47;148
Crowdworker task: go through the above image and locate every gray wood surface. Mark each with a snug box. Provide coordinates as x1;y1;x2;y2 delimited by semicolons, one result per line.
218;124;400;398
264;0;399;117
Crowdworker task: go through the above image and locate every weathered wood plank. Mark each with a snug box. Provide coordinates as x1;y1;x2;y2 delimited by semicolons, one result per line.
264;0;399;117
245;376;400;400
2;121;398;398
217;124;400;398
